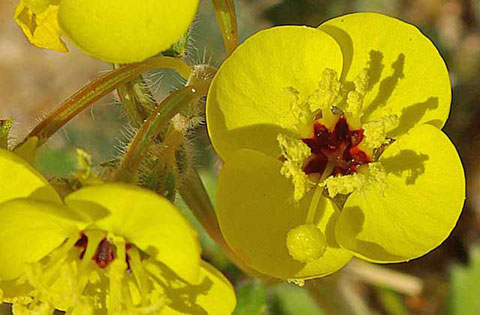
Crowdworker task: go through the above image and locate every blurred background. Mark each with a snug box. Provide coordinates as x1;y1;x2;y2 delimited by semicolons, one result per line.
1;0;480;314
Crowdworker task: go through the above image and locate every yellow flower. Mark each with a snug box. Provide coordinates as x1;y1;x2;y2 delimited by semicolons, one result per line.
14;0;199;63
206;13;465;280
0;149;236;314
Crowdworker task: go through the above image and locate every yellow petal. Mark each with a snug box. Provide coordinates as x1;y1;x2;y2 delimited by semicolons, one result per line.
14;1;68;52
65;184;202;284
217;149;352;280
319;13;451;137
206;26;343;161
161;261;236;315
0;148;61;204
0;199;79;281
336;124;465;262
57;0;199;63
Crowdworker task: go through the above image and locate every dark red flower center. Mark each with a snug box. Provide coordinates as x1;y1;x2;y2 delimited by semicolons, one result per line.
75;234;133;269
301;116;371;176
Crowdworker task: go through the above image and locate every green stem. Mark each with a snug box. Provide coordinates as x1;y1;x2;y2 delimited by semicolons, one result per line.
211;0;238;56
17;57;191;149
115;81;210;181
179;170;223;244
113;64;158;127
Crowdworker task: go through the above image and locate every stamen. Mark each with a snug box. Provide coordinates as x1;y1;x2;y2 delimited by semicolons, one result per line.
24;235;81;312
309;69;341;111
323;162;387;198
361;115;398;149
286;87;313;126
108;235;127;314
77;230;105;294
323;172;364;198
278;133;312;201
345;70;368;114
345;70;369;128
279;67;393;208
19;229;172;314
127;246;150;306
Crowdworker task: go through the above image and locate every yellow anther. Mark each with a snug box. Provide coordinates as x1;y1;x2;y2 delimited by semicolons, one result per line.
323;163;386;197
278;134;310;163
308;69;341;112
323;173;364;198
285;87;313;134
277;134;312;201
345;70;369;118
353;70;369;95
286;69;342;135
286;224;326;263
362;114;398;149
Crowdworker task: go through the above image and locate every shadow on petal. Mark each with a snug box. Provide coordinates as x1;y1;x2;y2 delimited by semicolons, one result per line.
146;259;213;315
28;185;62;204
365;50;385;93
388;97;439;137
315;198;341;249
337;206;405;261
382;149;429;185
363;53;405;119
65;199;111;222
211;100;297;159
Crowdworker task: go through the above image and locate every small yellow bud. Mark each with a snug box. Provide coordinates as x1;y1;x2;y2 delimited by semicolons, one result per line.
286;224;326;263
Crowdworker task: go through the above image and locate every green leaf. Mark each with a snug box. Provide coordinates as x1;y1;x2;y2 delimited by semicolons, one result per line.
233;280;267;315
448;244;480;315
271;283;323;315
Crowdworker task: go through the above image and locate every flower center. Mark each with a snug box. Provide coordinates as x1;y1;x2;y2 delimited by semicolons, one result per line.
281;68;396;265
75;234;130;269
301;116;371;178
24;230;165;313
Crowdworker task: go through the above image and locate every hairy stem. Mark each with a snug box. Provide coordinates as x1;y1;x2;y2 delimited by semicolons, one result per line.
17;57;191;149
114;64;158;128
115;81;210;181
